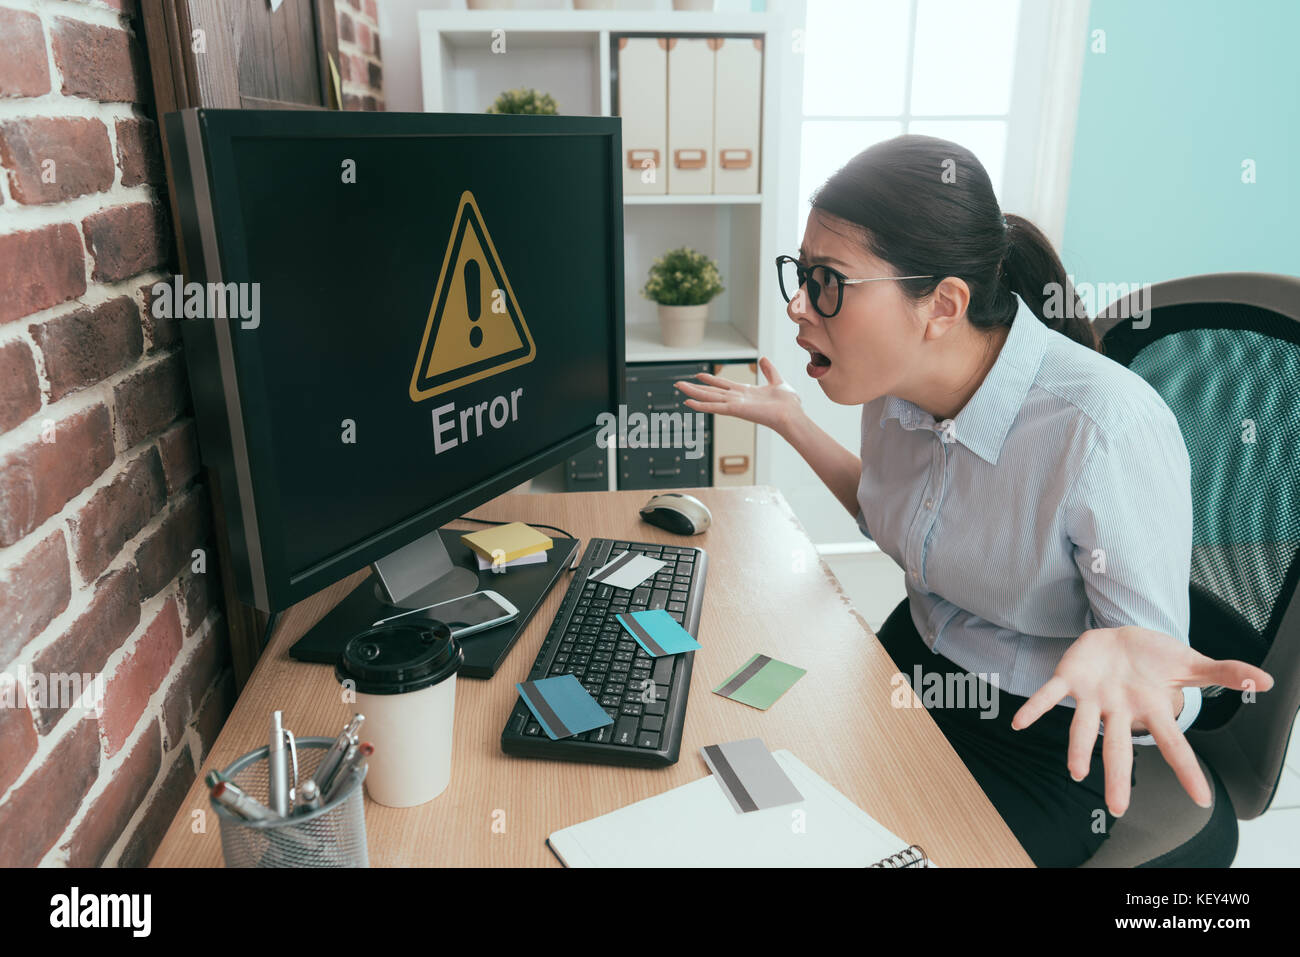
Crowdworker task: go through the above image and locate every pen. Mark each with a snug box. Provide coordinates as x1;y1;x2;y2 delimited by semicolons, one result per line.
211;781;280;822
267;710;290;817
310;715;364;791
323;741;373;804
294;779;323;813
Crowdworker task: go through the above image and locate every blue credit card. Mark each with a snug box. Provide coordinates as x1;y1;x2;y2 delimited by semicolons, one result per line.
516;674;614;740
615;609;702;657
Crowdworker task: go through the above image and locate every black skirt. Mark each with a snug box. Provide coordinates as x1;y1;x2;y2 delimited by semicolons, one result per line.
875;598;1126;867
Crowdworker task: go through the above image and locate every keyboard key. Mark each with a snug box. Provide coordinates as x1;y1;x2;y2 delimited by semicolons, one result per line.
632;586;651;605
590;725;612;744
650;589;670;609
653;657;675;684
667;601;686;612
600;694;620;707
620;702;643;717
642;715;664;732
509;711;528;733
637;731;661;749
524;721;542;736
613;716;638;746
645;700;667;716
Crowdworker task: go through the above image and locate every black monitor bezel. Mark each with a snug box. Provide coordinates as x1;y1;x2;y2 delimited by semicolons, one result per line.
164;108;625;612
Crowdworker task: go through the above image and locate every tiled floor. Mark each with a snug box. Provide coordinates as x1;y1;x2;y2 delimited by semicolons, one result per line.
820;549;1300;868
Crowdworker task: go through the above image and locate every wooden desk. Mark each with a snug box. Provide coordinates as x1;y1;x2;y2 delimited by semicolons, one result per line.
150;486;1032;867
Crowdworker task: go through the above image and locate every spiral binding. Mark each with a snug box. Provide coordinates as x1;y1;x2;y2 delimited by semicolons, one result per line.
870;844;929;868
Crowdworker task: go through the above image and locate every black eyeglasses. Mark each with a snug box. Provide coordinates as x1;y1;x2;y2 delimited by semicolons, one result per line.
775;255;933;318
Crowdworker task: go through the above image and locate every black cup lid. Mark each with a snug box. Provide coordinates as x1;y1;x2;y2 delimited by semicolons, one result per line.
335;620;463;695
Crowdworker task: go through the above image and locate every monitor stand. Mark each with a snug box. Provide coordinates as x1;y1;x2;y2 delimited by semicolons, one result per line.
288;528;579;678
370;527;480;610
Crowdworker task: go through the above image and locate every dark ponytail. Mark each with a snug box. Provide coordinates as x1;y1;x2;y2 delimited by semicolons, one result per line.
810;135;1099;352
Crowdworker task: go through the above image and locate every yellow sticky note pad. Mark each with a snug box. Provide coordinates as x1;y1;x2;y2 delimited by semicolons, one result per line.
460;522;552;564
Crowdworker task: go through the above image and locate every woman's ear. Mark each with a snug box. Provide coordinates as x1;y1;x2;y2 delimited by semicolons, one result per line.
921;277;970;340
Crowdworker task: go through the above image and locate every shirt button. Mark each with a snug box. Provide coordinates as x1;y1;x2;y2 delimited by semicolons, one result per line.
923;498;933;510
910;567;919;579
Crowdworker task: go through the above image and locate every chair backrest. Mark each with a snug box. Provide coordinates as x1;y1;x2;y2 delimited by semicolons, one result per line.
1096;273;1300;819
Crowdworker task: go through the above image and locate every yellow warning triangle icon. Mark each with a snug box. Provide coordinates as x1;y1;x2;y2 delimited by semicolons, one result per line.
409;190;536;402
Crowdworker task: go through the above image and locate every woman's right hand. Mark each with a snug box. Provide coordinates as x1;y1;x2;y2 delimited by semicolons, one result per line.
673;356;803;435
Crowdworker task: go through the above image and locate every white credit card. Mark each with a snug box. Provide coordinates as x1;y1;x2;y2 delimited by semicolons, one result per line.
586;551;665;590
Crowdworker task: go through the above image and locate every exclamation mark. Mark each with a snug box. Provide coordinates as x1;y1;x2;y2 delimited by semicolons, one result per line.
464;258;482;348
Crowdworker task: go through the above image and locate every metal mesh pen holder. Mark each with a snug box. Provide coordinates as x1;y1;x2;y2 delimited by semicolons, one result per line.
213;736;369;868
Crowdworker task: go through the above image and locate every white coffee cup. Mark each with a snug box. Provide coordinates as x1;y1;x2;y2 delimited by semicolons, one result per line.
336;620;463;808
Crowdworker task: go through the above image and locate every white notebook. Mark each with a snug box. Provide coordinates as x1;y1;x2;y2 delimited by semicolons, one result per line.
548;749;935;867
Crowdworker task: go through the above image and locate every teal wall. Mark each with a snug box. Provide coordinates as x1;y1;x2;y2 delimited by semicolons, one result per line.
1061;0;1299;288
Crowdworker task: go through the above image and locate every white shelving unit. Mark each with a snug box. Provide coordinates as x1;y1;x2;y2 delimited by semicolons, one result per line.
418;7;804;490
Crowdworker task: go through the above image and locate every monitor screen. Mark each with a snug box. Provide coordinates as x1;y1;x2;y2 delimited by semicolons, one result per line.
166;110;624;610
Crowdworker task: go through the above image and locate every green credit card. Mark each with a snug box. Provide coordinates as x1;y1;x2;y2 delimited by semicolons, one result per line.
712;653;806;710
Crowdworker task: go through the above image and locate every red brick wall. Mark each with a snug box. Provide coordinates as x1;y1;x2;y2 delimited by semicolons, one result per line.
1;0;388;868
338;0;385;111
0;0;233;868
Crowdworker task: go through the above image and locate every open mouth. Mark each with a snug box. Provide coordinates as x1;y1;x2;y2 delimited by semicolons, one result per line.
799;340;833;378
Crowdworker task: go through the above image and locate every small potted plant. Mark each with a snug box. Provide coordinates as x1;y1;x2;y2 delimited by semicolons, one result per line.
486;88;559;115
641;247;724;347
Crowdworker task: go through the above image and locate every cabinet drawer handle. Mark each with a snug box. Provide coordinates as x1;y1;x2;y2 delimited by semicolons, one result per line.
674;149;707;169
719;148;752;170
651;466;680;477
627;148;659;170
572;471;603;480
719;454;750;474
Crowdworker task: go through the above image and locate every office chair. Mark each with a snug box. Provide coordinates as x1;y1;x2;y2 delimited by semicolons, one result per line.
1081;273;1300;867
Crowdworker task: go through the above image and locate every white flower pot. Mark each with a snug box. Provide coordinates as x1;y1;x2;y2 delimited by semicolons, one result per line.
657;303;709;347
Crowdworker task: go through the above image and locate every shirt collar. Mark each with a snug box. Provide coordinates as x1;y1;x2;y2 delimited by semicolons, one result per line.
878;294;1048;465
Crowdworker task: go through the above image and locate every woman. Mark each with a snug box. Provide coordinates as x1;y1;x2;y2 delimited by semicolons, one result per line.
673;135;1271;866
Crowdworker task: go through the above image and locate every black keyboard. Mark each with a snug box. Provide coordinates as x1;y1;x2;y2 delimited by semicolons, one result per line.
500;537;707;767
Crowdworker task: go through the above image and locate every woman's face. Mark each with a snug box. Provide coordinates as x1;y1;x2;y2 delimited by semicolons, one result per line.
789;209;926;406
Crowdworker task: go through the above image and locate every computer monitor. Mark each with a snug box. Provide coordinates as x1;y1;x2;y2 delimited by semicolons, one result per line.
164;109;625;613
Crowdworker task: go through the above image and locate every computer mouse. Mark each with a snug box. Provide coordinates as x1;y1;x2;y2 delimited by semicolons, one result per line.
640;492;712;536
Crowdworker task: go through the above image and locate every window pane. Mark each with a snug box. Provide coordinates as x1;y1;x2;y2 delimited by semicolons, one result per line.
797;120;903;244
909;0;1020;115
906;120;1008;202
802;0;912;116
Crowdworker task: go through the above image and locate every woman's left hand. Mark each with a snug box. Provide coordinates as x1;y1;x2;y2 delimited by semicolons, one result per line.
1010;626;1273;816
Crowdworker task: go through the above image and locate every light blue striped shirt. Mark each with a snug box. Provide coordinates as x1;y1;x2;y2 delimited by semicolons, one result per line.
856;294;1201;741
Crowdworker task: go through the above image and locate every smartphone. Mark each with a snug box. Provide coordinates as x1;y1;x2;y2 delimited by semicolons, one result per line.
371;590;519;638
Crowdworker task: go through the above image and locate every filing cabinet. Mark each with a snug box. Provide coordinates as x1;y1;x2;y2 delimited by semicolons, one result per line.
619;361;712;490
565;441;609;493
